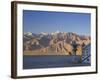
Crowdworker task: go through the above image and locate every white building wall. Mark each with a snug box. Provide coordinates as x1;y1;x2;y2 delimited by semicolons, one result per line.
82;44;91;64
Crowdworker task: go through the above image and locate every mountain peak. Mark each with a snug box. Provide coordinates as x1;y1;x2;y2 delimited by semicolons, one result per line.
56;30;60;33
40;32;48;35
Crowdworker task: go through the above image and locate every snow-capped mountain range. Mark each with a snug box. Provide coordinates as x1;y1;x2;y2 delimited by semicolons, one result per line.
23;32;91;55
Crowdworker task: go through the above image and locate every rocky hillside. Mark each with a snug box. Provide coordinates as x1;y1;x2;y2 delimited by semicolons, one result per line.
23;32;91;55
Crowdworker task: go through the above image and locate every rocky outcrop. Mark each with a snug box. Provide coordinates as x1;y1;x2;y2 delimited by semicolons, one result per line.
23;32;90;55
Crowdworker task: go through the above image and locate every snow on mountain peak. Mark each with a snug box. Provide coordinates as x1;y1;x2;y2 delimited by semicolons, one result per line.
56;30;60;33
41;32;48;35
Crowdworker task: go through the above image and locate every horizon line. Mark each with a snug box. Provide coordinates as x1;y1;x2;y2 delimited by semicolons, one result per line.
24;31;90;36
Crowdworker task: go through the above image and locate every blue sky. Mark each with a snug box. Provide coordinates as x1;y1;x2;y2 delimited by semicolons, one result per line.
23;10;91;36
